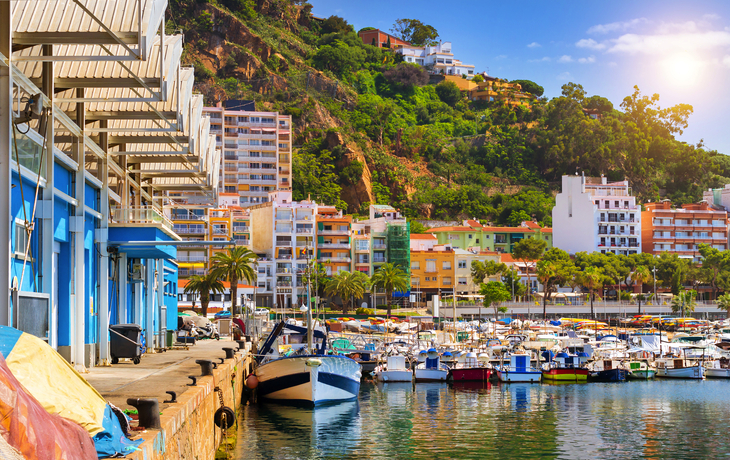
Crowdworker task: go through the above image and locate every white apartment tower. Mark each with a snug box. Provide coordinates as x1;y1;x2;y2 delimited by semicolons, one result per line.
553;175;641;255
204;103;292;206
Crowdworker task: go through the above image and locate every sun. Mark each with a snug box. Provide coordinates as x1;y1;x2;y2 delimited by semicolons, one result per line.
660;52;704;87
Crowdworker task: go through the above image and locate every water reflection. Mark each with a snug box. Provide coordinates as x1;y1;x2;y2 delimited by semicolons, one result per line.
237;380;730;459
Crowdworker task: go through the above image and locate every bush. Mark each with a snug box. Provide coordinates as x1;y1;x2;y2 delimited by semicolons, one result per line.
284;106;302;118
356;307;374;315
435;81;462;107
383;63;429;89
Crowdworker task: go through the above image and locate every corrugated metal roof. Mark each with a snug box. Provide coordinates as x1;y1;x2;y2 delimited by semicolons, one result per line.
12;0;167;59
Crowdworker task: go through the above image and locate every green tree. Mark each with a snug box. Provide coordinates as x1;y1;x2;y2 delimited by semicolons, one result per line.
184;273;225;318
311;40;366;77
502;267;527;300
324;270;370;314
471;260;507;285
435;81;462;107
717;293;730;318
511;79;544;97
383;62;429;89
576;266;605;320
370;263;410;316
698;243;730;300
512;238;547;300
321;15;353;34
671;289;697;316
536;248;575;319
409;220;429;234
480;281;511;318
631;265;653;314
391;18;439;46
210;247;258;316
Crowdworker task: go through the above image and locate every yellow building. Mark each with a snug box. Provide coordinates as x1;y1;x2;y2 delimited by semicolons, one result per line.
468;77;533;107
410;248;456;301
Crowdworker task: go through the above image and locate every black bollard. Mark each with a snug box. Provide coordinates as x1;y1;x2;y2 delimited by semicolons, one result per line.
195;359;215;376
223;347;236;359
187;376;197;386
127;398;161;429
163;391;177;403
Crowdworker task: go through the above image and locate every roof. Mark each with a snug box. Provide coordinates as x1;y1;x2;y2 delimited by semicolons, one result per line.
482;227;534;233
500;253;538;264
428;226;473;233
410;234;437;240
466;219;483;228
522;221;540;229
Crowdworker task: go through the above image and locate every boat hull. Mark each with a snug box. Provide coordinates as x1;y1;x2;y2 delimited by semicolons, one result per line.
589;368;626;382
705;367;730;378
257;355;362;405
627;369;656;380
496;369;542;383
414;368;448;382
450;367;492;381
542;368;589;382
374;369;412;382
656;365;704;379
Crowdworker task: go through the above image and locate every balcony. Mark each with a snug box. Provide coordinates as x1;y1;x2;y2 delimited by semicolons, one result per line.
296;228;314;234
178;255;207;263
233;226;250;233
318;243;351;249
275;240;292;247
212;227;229;235
111;206;174;232
170;211;206;221
372;258;386;264
233;238;250;246
318;229;349;235
372;243;387;250
276;267;293;274
319;257;351;263
276;227;293;234
276;254;293;260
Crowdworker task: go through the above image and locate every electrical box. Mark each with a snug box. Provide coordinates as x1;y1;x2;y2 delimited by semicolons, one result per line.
130;263;145;281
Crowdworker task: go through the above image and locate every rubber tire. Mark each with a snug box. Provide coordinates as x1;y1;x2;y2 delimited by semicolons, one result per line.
111;357;119;365
133;356;141;365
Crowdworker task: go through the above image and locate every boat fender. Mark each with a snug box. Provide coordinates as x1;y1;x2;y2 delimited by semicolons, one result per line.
214;406;235;429
246;374;259;389
306;358;323;367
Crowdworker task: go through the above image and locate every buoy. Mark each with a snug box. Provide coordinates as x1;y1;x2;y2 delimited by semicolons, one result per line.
246;374;259;389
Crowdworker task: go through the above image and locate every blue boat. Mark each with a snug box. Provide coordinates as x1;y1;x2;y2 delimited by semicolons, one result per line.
589;359;627;382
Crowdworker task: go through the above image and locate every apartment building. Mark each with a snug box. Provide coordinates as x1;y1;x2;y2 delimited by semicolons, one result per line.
410;247;456;301
204;102;292;206
704;185;730;211
641;200;728;262
428;220;552;253
468;76;534;107
357;28;411;49
553;175;641;255
250;191;316;309
316;207;352;276
351;205;410;277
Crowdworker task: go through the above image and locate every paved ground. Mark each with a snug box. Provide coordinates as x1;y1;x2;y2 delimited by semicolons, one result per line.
83;338;243;411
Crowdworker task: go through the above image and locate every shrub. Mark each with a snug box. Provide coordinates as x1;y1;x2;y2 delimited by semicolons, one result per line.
356;307;374;315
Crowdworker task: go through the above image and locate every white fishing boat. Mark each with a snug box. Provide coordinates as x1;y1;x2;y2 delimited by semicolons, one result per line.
413;349;449;382
373;355;413;382
495;353;542;383
655;357;705;379
255;320;362;405
705;358;730;378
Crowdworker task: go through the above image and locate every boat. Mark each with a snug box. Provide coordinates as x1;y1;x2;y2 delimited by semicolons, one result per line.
373;355;413;382
449;352;492;381
495;353;542;383
589;359;627;382
655;357;705;379
624;360;657;380
541;351;590;382
255;320;362;405
414;349;449;382
705;358;730;378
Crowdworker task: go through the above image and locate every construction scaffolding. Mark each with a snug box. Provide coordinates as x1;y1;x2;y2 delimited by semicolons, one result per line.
387;220;411;277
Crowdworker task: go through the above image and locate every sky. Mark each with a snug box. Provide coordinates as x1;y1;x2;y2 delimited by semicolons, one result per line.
309;0;730;154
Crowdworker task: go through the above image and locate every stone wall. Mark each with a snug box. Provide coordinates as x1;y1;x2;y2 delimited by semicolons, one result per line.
125;350;252;460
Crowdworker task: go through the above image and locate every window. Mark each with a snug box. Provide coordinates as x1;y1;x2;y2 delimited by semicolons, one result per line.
14;220;27;257
458;260;467;269
458;277;467;285
426;260;436;272
411;261;420;270
468;234;473;239
475;239;480;244
443;277;452;286
442;261;451;270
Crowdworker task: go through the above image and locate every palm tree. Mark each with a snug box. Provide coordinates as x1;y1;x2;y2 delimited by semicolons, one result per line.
576;266;605;320
671;290;697;316
324;270;370;314
632;265;653;314
370;263;410;317
717;293;730;318
184;273;225;318
210;247;257;317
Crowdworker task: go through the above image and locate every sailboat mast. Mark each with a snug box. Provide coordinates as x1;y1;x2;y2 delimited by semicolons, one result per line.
306;249;313;352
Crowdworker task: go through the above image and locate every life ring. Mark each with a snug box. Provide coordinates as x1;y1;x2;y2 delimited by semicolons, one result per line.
640;351;651;359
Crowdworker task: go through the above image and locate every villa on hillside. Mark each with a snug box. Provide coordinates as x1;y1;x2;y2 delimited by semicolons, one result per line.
396;41;475;77
468;74;534;107
357;28;411;49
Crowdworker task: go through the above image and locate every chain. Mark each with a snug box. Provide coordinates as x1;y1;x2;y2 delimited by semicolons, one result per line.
215;386;225;407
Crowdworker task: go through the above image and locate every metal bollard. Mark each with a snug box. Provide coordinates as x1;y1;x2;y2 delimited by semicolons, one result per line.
195;359;215;376
127;398;161;429
236;340;246;350
223;347;236;359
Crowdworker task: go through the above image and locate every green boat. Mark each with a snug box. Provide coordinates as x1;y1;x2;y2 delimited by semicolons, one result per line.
626;361;656;380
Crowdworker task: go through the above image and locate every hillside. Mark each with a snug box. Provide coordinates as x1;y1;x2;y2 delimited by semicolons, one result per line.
166;0;730;225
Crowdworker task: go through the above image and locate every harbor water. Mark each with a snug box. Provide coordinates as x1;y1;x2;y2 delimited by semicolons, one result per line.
236;380;730;459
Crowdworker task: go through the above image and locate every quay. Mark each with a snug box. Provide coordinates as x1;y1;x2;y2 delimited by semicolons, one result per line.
85;338;254;460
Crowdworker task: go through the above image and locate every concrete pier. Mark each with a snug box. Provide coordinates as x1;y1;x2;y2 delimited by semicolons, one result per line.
84;339;254;460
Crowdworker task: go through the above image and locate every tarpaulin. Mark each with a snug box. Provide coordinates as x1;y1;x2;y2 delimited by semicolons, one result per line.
0;326;143;458
0;353;97;459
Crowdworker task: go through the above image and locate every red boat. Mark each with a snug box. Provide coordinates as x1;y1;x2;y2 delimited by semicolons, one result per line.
541;366;590;382
448;352;493;381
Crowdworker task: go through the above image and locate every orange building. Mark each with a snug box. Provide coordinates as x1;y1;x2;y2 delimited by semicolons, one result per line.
410;247;456;300
641;200;729;263
316;207;352;276
357;29;411;49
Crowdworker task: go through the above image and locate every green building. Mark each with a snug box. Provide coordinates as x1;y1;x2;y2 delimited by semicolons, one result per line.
428;220;552;253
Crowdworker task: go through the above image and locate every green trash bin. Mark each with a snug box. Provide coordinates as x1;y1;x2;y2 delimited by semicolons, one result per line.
167;330;175;347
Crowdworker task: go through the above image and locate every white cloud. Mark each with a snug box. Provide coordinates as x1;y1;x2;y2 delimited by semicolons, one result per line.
557;72;572;81
528;56;551;63
558;55;573;63
607;61;618;67
527;42;541;48
578;55;596;64
576;38;606;50
495;54;507;60
723;55;730;67
703;13;720;21
607;30;730;54
587;18;648;35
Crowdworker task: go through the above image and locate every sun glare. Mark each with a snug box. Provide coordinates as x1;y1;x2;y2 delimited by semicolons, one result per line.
660;52;704;87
